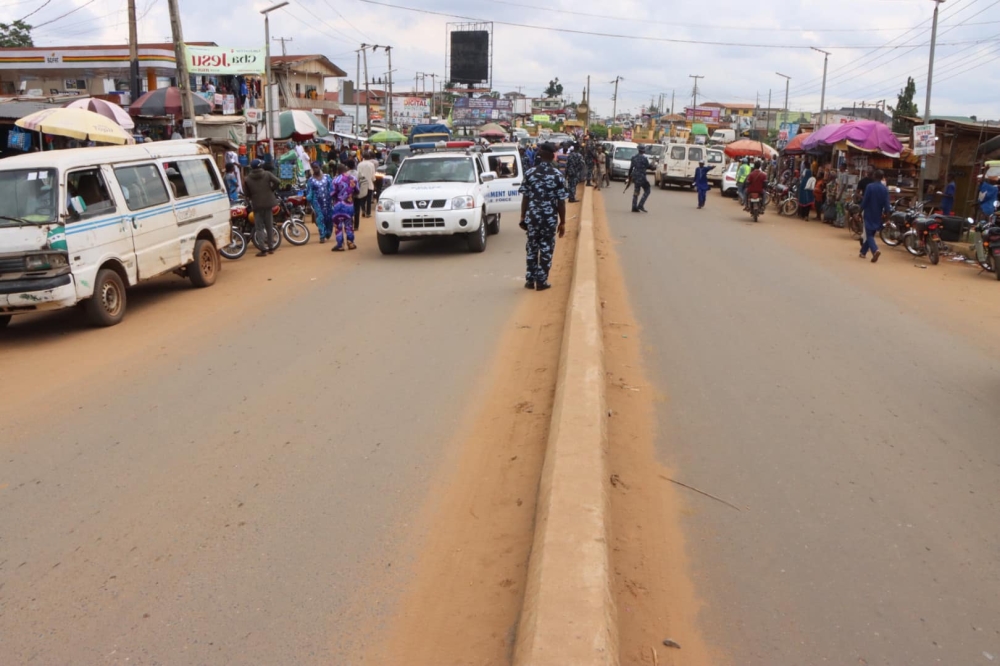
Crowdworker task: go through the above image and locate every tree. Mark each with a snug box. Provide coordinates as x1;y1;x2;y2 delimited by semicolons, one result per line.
588;124;608;140
0;20;33;47
888;76;919;132
544;77;563;98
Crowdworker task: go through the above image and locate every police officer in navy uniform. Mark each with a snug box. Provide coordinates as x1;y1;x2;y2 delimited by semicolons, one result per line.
630;145;652;213
518;142;568;291
565;143;585;203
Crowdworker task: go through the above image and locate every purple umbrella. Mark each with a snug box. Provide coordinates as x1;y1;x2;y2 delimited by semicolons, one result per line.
802;120;903;157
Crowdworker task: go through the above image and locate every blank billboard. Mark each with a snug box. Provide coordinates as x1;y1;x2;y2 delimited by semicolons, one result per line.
450;31;489;83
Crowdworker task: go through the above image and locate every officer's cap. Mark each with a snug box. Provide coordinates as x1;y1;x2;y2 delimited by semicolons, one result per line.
538;142;557;154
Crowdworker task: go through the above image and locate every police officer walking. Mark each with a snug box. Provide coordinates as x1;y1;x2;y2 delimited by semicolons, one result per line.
518;142;568;291
629;145;651;213
565;144;585;203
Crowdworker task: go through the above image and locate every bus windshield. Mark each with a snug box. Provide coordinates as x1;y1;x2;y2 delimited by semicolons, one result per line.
0;169;58;226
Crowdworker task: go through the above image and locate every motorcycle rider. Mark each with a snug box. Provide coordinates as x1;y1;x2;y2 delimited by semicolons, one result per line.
736;158;751;206
745;161;768;214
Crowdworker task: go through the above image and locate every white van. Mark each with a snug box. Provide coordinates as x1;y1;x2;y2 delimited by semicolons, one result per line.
705;147;726;185
656;143;710;189
607;141;639;181
709;129;736;145
0;141;230;328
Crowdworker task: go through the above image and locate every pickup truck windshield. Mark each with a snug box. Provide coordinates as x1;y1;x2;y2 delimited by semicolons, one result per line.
0;168;57;226
395;157;476;184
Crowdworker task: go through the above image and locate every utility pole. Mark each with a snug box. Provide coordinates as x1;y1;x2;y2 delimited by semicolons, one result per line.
670;89;674;115
127;0;140;103
272;36;292;56
918;0;945;203
610;76;621;122
766;89;772;136
386;46;393;130
689;74;703;121
362;44;371;134
355;49;361;134
776;72;791;113
260;2;287;155
166;0;197;137
811;48;831;127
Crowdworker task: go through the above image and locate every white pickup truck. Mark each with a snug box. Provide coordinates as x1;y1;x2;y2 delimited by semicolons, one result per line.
375;148;524;254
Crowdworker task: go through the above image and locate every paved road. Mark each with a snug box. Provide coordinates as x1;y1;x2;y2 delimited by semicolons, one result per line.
605;184;1000;665
0;223;529;665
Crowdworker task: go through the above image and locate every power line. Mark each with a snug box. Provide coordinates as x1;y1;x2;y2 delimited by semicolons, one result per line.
323;0;372;42
32;0;99;28
352;0;988;50
18;0;52;21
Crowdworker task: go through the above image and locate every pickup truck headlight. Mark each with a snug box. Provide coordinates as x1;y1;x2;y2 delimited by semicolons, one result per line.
451;195;475;210
377;198;395;213
25;253;68;271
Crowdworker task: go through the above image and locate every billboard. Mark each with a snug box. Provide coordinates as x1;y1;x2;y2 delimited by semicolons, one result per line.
392;96;430;124
453;97;512;127
684;106;721;122
333;116;354;134
186;45;266;75
913;124;936;156
450;31;489;83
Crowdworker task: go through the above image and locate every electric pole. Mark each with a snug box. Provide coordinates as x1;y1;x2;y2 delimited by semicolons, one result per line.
670;89;675;115
166;0;197;137
127;0;140;102
386;46;393;130
689;74;703;121
918;0;945;203
355;48;361;134
272;36;292;56
766;89;772;136
610;76;621;122
811;48;830;126
361;44;371;134
776;72;791;126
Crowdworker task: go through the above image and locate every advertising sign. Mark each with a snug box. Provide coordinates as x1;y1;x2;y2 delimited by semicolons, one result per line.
453;97;513;127
532;114;550;123
186;45;266;75
222;95;236;115
684;106;721;122
334;116;354;134
913;123;936;156
245;108;262;124
391;96;430;124
776;122;799;150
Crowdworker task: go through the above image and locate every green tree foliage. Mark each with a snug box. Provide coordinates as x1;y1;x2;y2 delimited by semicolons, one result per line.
544;78;563;98
0;20;33;47
588;124;609;140
889;76;919;132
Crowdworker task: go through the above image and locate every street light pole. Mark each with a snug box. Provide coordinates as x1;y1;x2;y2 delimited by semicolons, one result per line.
261;1;288;159
689;74;703;121
776;72;791;113
811;48;830;127
917;0;946;204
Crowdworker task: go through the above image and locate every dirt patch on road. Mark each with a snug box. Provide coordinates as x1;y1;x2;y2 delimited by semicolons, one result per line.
370;203;582;665
593;191;719;665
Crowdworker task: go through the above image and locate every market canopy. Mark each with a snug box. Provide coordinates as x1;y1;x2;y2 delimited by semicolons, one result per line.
258;110;330;141
691;123;709;136
801;120;903;157
725;139;777;159
16;107;135;144
129;86;212;117
367;129;406;143
478;122;507;137
781;132;812;155
64;97;134;130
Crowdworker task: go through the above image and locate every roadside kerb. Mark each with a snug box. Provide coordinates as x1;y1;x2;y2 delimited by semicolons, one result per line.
513;186;618;666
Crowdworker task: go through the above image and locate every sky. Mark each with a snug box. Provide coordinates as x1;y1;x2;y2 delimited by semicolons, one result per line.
5;0;999;120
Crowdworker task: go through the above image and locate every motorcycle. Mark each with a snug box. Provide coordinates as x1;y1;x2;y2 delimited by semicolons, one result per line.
221;195;310;259
771;183;797;216
972;206;1000;280
748;193;763;223
902;214;943;265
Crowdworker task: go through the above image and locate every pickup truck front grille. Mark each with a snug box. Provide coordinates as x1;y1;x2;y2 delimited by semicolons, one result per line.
401;218;446;229
400;200;448;210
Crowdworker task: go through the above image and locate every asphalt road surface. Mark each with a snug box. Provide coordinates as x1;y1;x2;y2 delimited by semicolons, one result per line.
605;183;1000;665
0;222;531;665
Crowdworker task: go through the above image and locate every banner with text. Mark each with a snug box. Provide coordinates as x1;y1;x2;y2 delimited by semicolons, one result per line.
391;96;430;124
186;45;266;75
453;97;513;127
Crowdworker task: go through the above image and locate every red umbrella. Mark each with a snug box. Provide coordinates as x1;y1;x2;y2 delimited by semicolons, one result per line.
128;87;212;117
724;139;778;159
781;132;812;155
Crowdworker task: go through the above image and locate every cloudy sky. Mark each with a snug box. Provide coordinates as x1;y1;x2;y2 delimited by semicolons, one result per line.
7;0;999;119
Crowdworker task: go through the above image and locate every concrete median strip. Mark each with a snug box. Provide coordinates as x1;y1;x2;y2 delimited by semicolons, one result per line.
514;186;618;666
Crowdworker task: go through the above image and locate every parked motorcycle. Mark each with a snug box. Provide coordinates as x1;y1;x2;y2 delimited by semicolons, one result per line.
902;214;943;265
222;195;310;259
972;207;1000;280
770;183;797;216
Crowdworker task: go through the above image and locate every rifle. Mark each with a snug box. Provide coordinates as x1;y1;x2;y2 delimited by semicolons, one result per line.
623;170;633;194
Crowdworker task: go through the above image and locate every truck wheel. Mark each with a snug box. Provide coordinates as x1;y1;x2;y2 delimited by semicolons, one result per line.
189;239;220;288
467;217;488;253
0;315;10;329
487;213;500;235
85;268;126;327
377;232;399;255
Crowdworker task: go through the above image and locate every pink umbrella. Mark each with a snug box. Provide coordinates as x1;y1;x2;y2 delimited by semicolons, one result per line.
64;97;135;130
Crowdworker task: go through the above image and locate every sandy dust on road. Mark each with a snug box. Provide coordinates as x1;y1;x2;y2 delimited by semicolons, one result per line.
365;203;582;665
594;191;719;666
752;210;1000;356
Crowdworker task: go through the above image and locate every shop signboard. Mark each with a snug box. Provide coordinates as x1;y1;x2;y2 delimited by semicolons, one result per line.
453;97;513;127
245;108;262;124
333;116;354;134
913;123;936;156
684;106;721;122
186;45;266;75
532;114;550;123
391;96;430;124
